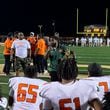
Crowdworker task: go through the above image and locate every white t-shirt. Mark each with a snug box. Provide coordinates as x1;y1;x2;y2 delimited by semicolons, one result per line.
40;80;99;110
11;39;31;58
9;77;47;110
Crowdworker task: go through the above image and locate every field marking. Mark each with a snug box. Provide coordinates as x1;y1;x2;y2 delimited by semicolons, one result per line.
0;82;8;85
78;64;110;69
78;61;110;64
77;56;110;59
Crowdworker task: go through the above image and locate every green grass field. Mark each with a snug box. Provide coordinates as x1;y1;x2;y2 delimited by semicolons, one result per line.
70;46;110;74
0;45;110;98
0;76;9;98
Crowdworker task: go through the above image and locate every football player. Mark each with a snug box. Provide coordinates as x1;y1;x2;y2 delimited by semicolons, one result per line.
82;63;110;110
40;58;102;110
86;63;110;101
8;65;47;110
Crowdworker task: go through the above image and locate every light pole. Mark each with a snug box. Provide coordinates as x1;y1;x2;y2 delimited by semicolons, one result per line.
105;8;108;36
52;20;55;36
38;25;43;36
76;8;79;34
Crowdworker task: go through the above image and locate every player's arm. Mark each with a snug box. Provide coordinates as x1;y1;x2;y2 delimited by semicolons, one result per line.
89;98;103;110
41;98;53;110
87;82;103;110
40;84;53;110
7;94;14;110
8;85;14;107
8;96;14;107
27;40;31;58
8;88;14;107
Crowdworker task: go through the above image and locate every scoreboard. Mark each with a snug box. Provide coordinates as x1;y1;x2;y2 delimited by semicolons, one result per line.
83;25;108;37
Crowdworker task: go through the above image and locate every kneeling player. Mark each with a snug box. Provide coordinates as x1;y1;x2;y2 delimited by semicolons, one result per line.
8;65;47;110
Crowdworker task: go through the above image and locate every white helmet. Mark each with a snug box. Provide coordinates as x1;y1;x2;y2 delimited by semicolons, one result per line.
30;32;34;36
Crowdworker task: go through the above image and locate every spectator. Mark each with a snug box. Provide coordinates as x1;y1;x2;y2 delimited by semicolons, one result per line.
8;65;47;110
40;58;102;110
46;42;62;81
11;31;19;72
34;35;47;74
10;32;31;76
27;32;36;65
3;32;13;75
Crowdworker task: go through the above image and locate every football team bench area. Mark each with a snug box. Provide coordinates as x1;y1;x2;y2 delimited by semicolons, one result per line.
0;46;110;98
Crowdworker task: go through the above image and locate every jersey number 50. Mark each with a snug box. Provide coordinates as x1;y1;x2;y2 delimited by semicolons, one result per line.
17;83;39;103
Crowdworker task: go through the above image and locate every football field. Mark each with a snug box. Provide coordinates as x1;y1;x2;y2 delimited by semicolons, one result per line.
0;45;110;98
70;46;110;74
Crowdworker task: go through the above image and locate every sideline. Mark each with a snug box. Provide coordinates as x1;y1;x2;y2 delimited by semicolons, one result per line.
0;64;110;75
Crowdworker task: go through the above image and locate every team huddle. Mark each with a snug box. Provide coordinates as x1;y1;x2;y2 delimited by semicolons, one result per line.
1;31;110;110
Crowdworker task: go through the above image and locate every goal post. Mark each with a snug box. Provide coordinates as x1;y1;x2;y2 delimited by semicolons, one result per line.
76;8;108;37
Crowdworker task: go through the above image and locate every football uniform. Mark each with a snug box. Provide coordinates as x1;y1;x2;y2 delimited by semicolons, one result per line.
82;76;110;101
9;77;47;110
40;80;99;110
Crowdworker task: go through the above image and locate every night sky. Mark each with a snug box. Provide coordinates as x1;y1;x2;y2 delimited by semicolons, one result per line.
0;0;109;36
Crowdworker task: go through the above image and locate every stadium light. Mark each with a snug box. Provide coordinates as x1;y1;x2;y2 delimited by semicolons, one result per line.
52;20;56;36
76;8;79;34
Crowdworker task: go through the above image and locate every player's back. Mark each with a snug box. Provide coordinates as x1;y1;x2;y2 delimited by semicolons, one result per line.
82;76;110;101
9;77;47;110
40;80;98;110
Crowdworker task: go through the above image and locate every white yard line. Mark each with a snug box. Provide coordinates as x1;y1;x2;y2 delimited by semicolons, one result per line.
0;82;8;85
78;64;110;69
